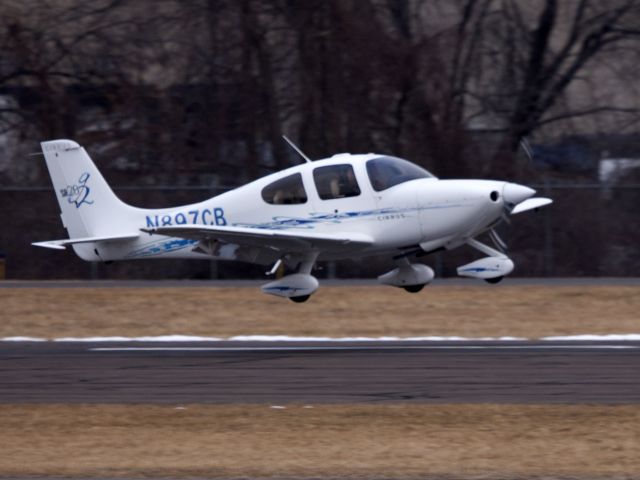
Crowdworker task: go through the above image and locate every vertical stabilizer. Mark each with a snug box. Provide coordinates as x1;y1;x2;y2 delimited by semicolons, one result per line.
40;139;136;247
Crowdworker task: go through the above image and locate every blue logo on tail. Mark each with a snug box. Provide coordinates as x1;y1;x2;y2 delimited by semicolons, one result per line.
60;172;93;208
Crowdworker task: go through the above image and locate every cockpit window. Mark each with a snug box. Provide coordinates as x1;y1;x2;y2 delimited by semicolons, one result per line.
261;173;307;205
313;164;361;200
366;156;434;192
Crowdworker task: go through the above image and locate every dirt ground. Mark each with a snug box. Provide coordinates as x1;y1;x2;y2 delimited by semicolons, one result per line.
1;285;638;338
2;287;639;478
0;404;638;477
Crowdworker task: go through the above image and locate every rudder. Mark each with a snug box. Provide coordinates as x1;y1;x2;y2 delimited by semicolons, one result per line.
41;139;135;240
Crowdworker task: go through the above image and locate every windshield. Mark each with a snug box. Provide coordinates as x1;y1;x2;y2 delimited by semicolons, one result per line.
366;156;435;191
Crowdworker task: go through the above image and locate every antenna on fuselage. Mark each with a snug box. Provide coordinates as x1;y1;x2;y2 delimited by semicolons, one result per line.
282;135;312;163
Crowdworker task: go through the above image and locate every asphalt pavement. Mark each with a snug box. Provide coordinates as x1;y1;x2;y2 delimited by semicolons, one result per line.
1;340;639;404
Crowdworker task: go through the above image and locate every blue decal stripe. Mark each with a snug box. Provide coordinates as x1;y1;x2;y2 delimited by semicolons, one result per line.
126;238;198;258
460;267;500;272
263;286;305;293
234;204;469;231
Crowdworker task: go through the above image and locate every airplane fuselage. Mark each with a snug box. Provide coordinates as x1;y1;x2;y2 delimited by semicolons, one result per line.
75;153;523;264
36;139;550;301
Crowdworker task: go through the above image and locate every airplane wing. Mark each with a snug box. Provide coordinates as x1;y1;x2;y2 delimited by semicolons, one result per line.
141;225;373;253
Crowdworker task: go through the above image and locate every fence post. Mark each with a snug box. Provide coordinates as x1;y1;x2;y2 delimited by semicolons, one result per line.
327;261;337;279
90;261;99;280
543;180;554;276
209;183;220;280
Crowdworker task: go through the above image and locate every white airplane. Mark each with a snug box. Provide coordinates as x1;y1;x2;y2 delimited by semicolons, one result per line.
34;138;552;302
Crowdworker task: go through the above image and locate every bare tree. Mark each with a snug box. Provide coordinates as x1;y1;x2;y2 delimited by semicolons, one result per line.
474;0;640;177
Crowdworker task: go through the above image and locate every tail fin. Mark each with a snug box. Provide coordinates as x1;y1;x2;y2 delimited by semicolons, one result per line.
41;139;135;239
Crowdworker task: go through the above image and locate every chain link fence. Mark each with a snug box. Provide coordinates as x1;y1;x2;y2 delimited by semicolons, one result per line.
1;184;638;279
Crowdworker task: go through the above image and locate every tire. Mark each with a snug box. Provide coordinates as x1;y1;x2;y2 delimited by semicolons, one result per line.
485;276;504;284
403;284;425;293
290;295;311;303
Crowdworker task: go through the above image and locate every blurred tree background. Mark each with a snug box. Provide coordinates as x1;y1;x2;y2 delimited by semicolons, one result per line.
1;0;639;279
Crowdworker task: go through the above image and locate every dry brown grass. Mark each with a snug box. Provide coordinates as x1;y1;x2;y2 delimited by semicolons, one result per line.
0;404;638;477
1;285;639;338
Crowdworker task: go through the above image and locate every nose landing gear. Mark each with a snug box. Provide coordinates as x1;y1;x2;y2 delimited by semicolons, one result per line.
261;252;320;302
457;238;513;283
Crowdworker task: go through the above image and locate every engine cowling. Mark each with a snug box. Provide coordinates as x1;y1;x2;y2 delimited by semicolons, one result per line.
457;256;514;279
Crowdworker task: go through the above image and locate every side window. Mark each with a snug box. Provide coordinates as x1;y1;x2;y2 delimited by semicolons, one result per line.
261;173;307;205
313;164;361;200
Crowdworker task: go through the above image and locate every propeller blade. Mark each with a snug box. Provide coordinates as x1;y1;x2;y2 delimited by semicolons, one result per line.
501;209;512;225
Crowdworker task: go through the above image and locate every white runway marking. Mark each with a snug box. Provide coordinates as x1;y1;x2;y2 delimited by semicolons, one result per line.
89;345;640;352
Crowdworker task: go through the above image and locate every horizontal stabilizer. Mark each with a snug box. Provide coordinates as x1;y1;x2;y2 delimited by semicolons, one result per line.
511;197;553;214
32;233;139;250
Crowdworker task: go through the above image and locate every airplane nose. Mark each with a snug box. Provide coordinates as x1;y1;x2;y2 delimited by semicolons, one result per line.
502;183;536;206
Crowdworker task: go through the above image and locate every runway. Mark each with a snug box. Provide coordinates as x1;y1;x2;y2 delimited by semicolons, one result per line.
1;341;639;403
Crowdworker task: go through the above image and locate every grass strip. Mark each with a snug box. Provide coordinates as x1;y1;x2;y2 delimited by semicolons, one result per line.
1;285;638;338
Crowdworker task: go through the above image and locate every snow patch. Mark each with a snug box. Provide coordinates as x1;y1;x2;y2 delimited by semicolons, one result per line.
542;334;640;341
1;336;47;342
227;335;527;342
2;334;640;342
3;335;529;342
52;335;224;342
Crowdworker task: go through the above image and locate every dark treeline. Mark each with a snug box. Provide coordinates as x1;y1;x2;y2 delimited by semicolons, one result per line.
3;0;640;185
1;0;639;278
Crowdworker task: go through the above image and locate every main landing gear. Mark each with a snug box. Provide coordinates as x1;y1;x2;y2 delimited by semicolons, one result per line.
261;252;320;302
403;284;425;293
289;294;311;303
378;257;435;294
